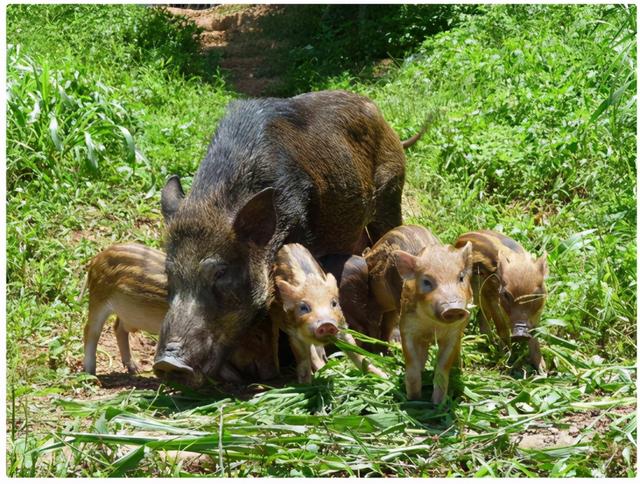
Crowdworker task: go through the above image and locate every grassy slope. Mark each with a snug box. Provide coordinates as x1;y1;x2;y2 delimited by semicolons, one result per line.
6;4;637;477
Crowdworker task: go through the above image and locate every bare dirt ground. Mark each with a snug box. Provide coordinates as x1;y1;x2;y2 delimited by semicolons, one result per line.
166;4;285;96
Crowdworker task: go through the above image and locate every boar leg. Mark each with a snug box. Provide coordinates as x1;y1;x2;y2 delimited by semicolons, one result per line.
401;331;430;400
432;336;461;405
288;336;313;384
83;300;112;375
528;338;547;375
114;318;139;375
338;333;388;378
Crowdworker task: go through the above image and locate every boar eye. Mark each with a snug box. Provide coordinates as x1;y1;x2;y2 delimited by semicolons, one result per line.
331;298;339;308
298;302;311;314
421;278;433;293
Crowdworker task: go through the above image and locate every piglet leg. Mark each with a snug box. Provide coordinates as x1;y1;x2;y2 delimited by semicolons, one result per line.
432;336;461;405
402;332;430;400
310;345;327;372
528;338;547;375
289;336;313;384
114;318;139;375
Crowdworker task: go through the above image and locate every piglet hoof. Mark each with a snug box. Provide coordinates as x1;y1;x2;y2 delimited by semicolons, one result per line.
388;328;401;345
125;362;140;375
297;373;312;385
534;357;547;376
431;390;446;406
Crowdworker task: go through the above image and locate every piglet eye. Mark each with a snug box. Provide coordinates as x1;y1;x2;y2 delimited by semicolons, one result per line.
299;302;311;314
421;278;433;293
331;298;339;308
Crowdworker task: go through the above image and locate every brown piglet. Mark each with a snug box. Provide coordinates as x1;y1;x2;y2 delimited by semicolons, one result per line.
455;230;548;373
362;225;474;404
270;243;388;384
81;243;168;375
80;243;279;382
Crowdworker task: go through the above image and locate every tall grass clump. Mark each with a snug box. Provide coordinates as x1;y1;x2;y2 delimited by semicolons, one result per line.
6;45;140;188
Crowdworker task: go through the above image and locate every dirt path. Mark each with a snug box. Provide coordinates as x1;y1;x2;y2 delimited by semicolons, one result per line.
166;4;285;96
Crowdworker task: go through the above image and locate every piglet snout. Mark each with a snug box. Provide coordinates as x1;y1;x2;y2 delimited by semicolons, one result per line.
511;321;531;341
439;303;470;323
315;322;339;339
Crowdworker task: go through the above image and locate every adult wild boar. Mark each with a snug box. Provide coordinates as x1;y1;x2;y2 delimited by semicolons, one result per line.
155;90;418;384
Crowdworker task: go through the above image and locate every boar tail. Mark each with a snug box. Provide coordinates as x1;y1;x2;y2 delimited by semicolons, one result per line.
401;112;437;150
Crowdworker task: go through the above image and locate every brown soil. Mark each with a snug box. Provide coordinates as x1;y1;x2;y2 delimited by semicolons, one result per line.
66;320;162;396
514;406;636;449
166;4;285;96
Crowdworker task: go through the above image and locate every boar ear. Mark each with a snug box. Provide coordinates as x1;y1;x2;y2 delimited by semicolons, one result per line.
394;250;418;280
161;175;185;221
537;252;549;279
275;279;300;311
233;188;277;247
460;241;473;269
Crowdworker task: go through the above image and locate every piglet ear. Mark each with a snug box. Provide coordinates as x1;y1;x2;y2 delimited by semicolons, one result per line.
275;279;299;311
324;272;338;289
394;250;418;280
460;241;473;270
537;252;549;279
161;175;185;222
233;188;277;247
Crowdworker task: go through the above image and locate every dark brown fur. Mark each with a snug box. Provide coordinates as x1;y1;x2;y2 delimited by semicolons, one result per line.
156;90;410;384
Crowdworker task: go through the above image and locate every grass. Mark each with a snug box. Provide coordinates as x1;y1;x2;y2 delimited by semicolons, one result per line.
5;3;637;477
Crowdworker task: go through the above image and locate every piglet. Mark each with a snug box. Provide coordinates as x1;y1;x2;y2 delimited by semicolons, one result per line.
270;243;388;384
363;225;474;404
455;230;548;373
80;243;168;375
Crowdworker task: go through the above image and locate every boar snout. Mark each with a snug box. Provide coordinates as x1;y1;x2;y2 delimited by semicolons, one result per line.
511;321;531;341
153;343;195;381
314;321;339;339
438;302;470;323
